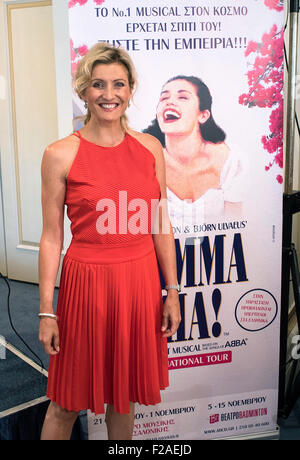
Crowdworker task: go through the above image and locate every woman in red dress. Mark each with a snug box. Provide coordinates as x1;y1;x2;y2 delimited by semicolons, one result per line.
38;43;181;440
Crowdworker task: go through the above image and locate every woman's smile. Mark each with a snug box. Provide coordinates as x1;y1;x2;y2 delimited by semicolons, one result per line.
157;79;201;134
98;102;120;111
163;107;181;122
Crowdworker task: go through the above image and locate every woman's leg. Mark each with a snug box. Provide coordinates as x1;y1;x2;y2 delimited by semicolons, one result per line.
40;401;79;440
105;402;135;440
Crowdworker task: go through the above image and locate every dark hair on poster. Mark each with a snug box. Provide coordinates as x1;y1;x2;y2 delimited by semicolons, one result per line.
143;75;226;146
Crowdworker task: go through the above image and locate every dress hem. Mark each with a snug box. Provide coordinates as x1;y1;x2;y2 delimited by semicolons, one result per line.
46;383;170;416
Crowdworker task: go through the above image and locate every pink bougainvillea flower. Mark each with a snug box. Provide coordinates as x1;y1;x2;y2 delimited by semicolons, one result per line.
69;0;105;8
239;20;284;183
69;0;88;7
70;39;89;76
77;45;89;56
264;0;284;12
245;41;258;57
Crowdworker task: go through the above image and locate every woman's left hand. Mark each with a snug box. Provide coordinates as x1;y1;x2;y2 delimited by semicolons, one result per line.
161;292;181;338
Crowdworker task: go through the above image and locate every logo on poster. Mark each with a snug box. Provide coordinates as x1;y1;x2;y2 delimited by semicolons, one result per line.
235;289;278;332
209;414;220;424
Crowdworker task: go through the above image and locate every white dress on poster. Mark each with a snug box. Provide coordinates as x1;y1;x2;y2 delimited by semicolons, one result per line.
166;147;246;229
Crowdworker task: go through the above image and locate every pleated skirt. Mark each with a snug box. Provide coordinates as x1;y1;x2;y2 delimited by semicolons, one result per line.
46;234;169;415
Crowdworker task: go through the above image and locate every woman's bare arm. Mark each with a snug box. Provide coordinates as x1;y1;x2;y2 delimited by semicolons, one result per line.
39;143;66;314
38;137;76;354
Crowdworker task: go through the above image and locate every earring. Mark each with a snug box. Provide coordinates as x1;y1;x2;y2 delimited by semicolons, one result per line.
84;101;88;110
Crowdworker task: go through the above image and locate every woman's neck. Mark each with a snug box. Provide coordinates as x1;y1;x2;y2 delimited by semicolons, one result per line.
82;118;126;147
164;129;207;166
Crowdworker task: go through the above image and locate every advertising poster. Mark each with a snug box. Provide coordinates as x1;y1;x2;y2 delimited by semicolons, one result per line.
67;0;284;440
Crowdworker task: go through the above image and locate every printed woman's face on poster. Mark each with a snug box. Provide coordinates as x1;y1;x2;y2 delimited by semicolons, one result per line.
156;79;209;137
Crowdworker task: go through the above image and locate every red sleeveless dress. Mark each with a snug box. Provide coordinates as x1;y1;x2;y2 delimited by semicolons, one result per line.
46;131;169;415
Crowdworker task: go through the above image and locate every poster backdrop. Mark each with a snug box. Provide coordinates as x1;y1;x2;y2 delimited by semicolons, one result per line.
67;0;284;440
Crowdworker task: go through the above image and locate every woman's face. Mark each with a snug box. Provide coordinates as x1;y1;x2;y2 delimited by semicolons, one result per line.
84;62;132;124
156;79;209;136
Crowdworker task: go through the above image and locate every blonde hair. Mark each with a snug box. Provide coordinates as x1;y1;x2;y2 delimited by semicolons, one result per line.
74;42;137;130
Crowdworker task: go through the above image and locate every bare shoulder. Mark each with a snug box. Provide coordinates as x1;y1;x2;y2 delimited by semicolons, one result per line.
128;129;163;159
44;134;79;158
42;134;80;179
215;142;230;159
207;141;230;171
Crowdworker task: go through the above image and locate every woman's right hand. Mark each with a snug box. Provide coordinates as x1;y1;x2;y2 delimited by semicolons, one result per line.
39;318;60;355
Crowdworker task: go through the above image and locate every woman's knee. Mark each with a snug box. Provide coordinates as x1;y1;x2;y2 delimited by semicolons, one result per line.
105;401;135;420
47;401;79;423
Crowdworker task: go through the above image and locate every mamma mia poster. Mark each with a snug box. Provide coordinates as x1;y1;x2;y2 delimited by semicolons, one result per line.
65;0;284;440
